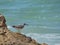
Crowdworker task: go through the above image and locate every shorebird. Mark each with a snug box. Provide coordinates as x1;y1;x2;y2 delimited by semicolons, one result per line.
12;23;28;30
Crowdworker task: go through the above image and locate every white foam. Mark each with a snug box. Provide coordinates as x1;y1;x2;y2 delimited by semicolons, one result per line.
25;33;60;39
25;33;60;45
7;26;12;28
26;33;40;39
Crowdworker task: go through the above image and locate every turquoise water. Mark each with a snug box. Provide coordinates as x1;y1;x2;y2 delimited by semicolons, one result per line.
0;0;60;45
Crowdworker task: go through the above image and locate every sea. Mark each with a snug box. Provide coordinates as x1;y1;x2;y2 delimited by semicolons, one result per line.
0;0;60;45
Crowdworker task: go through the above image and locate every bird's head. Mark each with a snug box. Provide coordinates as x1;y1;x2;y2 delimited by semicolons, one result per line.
24;23;28;26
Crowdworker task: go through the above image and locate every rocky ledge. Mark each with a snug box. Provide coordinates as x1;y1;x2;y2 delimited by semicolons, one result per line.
0;15;48;45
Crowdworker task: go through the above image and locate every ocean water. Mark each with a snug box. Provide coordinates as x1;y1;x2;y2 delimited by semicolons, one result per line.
0;0;60;45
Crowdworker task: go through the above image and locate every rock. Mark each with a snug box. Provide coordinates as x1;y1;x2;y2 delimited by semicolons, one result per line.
0;15;7;35
0;15;6;27
41;43;48;45
0;15;48;45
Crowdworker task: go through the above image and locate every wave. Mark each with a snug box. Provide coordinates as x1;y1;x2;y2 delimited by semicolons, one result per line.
7;26;60;39
7;26;60;38
25;33;60;45
7;26;12;28
25;33;60;39
7;25;60;29
7;26;18;32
